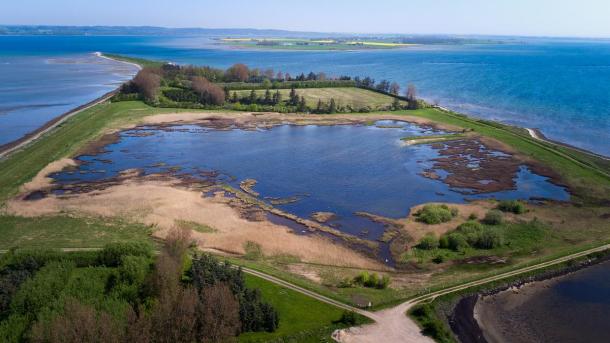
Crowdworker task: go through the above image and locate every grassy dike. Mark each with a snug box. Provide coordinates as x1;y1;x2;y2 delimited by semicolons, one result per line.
408;249;610;343
399;108;610;202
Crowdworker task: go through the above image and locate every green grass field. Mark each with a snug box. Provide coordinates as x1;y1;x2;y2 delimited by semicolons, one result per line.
234;87;404;110
0;215;153;250
239;274;366;342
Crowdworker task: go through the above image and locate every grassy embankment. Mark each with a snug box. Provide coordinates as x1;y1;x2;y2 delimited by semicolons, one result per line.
240;274;368;342
234;87;405;110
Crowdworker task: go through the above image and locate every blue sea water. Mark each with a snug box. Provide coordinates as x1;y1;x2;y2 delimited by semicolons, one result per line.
1;35;610;155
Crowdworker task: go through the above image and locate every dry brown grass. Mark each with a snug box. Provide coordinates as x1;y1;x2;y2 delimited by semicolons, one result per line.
7;177;384;270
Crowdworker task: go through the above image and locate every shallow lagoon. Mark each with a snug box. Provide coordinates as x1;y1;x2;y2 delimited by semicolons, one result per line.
52;121;569;246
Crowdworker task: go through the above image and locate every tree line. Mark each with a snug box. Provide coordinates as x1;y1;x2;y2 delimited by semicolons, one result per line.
0;228;278;342
117;61;426;112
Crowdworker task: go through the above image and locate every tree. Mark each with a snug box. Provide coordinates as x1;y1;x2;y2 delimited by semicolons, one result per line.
328;98;337;114
249;89;257;104
284;73;291;81
133;68;161;102
272;90;281;105
191;76;225;105
297;96;307;112
289;88;298;105
264;68;274;79
275;71;284;81
316;99;324;113
200;283;241;341
406;84;417;101
389;82;400;95
406;84;419;110
225;63;249;82
231;92;238;103
317;72;327;81
392;97;401;110
263;89;272;105
306;72;317;81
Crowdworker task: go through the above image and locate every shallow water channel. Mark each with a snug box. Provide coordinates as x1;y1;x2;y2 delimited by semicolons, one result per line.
51;121;569;260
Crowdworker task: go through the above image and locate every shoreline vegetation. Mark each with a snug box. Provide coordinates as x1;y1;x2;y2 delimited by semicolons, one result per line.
1;53;610;342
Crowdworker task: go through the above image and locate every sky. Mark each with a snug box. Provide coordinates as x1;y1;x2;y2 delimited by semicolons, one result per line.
2;0;610;38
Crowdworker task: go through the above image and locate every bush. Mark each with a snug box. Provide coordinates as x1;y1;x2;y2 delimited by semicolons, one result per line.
336;311;358;325
476;228;504;249
97;242;154;267
417;234;439;250
452;221;505;249
483;210;504;225
447;232;469;251
416;204;458;224
497;200;526;214
353;272;390;289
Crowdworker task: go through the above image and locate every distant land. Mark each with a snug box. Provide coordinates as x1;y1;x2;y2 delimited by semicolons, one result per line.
0;25;505;45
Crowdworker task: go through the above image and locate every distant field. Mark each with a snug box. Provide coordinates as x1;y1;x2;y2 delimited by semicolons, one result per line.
234;87;404;110
219;38;414;50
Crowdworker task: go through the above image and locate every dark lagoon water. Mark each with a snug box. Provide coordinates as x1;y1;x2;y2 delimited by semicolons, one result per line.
51;122;568;244
476;261;610;343
2;35;610;155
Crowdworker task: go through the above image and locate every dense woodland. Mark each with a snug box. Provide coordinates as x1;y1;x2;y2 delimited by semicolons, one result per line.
116;62;426;113
0;229;278;343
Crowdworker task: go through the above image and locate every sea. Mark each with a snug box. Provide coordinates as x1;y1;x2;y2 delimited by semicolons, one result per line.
2;35;610;155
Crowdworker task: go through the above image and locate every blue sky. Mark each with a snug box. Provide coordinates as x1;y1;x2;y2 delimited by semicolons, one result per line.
2;0;610;38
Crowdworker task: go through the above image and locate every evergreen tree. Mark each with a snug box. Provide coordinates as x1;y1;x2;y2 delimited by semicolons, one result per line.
328;98;337;114
231;92;238;103
297;96;307;112
392;97;401;110
263;89;272;104
249;89;257;104
316;99;324;114
289;88;297;105
273;90;282;105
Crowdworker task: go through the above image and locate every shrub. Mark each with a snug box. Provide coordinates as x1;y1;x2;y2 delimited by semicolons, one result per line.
353;272;390;289
447;232;469;251
497;200;526;214
336;311;358;325
452;221;505;249
483;210;504;225
432;255;445;264
475;228;504;249
468;213;478;220
97;242;154;267
438;235;449;249
417;234;439;250
416;204;458;224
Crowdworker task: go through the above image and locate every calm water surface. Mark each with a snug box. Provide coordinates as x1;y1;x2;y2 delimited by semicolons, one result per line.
477;261;610;343
51;122;568;242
